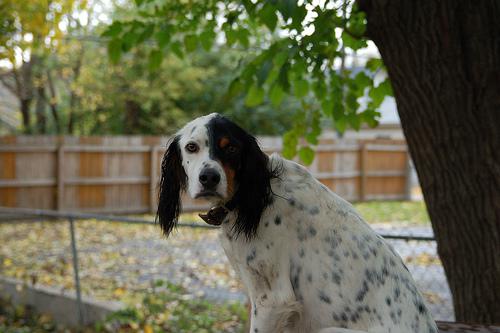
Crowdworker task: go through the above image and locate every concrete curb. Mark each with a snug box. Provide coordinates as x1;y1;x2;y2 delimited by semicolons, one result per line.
0;276;124;327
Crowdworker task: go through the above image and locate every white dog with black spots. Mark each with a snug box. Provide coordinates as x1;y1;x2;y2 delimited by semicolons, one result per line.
157;113;438;333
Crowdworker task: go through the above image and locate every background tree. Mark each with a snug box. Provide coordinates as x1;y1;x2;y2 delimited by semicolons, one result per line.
0;0;295;135
107;0;500;323
68;40;296;135
0;0;90;133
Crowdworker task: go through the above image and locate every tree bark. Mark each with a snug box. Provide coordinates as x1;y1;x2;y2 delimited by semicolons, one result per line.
15;60;35;134
68;48;84;134
46;69;60;133
124;99;142;134
20;98;32;133
361;0;500;323
35;83;47;134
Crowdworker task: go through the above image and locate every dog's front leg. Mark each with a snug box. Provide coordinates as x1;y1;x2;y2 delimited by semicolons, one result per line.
249;295;302;333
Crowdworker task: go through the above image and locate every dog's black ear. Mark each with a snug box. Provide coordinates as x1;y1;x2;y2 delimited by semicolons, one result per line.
156;136;186;236
232;134;279;240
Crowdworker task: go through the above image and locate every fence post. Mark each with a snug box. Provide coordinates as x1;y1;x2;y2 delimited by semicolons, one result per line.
68;217;84;326
149;146;158;214
57;145;65;211
359;143;367;201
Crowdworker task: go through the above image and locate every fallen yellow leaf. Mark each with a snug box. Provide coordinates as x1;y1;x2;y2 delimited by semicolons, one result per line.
113;287;125;297
3;258;12;267
144;324;153;333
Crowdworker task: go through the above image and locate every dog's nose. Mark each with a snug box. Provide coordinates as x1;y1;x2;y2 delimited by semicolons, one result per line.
199;168;220;189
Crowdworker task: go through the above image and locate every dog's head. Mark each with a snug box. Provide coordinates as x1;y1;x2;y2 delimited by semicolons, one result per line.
157;113;279;239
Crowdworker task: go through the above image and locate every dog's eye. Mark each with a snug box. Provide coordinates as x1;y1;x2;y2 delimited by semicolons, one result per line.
226;145;238;154
185;142;199;153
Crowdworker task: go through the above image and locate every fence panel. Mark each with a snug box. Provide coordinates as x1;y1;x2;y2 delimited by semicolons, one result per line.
0;136;412;213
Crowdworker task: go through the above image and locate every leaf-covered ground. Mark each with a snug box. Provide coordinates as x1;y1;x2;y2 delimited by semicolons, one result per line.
0;217;243;305
0;201;453;331
0;281;247;333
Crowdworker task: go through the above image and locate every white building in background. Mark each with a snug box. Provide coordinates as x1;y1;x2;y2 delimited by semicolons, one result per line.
0;83;19;135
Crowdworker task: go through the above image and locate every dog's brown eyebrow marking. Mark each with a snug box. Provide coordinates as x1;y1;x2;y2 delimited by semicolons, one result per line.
219;137;230;148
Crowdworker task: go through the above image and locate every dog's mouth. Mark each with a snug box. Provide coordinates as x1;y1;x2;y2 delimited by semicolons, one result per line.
195;191;223;199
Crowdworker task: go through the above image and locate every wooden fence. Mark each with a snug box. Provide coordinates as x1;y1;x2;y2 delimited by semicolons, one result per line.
0;136;411;214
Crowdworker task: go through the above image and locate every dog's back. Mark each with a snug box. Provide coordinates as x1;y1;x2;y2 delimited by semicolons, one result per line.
220;154;438;333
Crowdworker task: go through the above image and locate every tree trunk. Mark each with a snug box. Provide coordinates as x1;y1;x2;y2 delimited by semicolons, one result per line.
124;99;142;134
20;98;32;133
68;48;84;134
361;0;500;323
46;69;60;134
18;60;35;134
35;83;47;134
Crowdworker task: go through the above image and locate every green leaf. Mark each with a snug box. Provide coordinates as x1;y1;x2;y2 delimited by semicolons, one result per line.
225;29;237;46
102;22;122;38
332;100;344;118
334;116;347;134
277;0;296;21
148;49;163;71
291;58;307;76
369;79;393;108
360;109;380;127
273;51;288;68
313;80;326;99
107;39;122;64
282;130;298;158
353;71;372;94
321;98;333;116
293;79;309;98
366;58;383;72
170;41;184;58
155;31;170;49
264;67;280;86
341;31;367;50
345;91;359;111
137;25;154;44
121;30;140;52
236;29;250;48
278;64;291;92
200;30;216;51
290;5;307;29
347;112;361;130
256;60;272;85
245;84;265;107
184;34;198;52
269;84;285;107
306;132;319;145
347;9;367;36
227;78;244;99
298;146;315;165
259;3;277;31
241;62;257;82
307;112;321;145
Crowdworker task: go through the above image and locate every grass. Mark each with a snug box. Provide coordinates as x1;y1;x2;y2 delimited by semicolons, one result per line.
0;282;248;333
0;297;67;333
353;201;430;224
96;281;247;333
